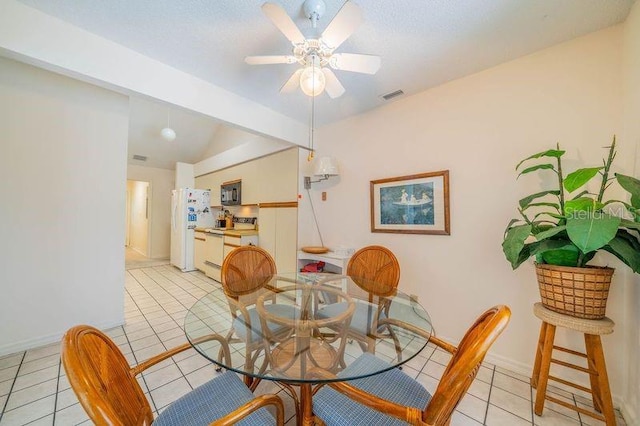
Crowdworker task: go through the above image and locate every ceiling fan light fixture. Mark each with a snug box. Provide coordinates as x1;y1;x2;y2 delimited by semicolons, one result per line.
300;65;326;97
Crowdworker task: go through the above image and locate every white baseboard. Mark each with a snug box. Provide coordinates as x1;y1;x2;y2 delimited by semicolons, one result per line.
439;335;627;412
0;319;124;357
620;399;637;426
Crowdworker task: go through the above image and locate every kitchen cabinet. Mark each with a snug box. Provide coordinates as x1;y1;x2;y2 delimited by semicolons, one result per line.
204;232;224;282
194;231;207;271
259;206;297;273
195;230;258;282
256;149;298;203
195;147;298;205
223;233;259;259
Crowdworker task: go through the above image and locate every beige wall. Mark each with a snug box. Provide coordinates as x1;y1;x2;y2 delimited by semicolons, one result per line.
128;165;174;259
303;25;636;407
0;57;128;354
622;1;640;423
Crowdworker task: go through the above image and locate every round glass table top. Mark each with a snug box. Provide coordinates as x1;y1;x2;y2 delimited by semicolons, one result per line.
184;273;432;384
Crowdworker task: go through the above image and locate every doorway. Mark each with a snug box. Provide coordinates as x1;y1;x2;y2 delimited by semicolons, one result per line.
126;180;150;258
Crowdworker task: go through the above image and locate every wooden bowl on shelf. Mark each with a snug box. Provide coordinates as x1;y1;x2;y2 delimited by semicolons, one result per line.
301;246;329;254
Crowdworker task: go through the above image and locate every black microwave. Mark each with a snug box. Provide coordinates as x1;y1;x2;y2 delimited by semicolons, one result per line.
221;180;241;206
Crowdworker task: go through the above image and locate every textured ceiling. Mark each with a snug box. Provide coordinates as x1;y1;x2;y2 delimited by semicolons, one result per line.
17;0;635;126
14;0;635;169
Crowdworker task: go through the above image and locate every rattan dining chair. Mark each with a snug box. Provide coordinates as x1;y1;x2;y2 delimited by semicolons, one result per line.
220;245;299;389
317;245;401;357
61;325;284;425
312;305;511;426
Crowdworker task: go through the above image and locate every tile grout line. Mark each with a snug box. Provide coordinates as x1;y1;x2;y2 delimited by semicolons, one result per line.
573;393;584;425
124;267;209;411
122;282;162;414
483;364;496;425
0;351;26;423
530;379;535;425
52;354;63;425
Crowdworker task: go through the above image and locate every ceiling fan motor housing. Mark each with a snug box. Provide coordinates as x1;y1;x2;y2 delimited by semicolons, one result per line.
303;0;326;28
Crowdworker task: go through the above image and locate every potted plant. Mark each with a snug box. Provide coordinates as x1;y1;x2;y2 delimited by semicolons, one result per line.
502;136;640;319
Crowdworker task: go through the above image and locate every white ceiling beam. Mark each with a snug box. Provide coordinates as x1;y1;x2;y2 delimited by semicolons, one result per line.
194;139;294;177
0;0;308;147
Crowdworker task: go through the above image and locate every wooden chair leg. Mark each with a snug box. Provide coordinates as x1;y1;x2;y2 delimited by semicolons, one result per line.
531;321;548;389
534;323;556;416
585;334;616;425
584;333;603;413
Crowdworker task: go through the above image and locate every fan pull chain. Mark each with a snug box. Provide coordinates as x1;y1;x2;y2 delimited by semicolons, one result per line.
307;66;316;162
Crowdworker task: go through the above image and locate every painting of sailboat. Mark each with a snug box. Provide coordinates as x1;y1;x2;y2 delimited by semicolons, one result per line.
380;183;434;225
370;171;450;235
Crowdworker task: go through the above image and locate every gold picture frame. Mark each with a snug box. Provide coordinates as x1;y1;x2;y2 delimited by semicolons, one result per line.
370;170;450;235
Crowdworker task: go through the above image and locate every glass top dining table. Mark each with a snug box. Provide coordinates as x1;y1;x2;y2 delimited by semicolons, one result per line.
184;273;433;425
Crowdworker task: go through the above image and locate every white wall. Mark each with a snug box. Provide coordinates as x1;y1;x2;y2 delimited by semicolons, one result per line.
127;180;149;255
621;1;640;423
128;165;174;259
0;57;128;355
303;26;636;405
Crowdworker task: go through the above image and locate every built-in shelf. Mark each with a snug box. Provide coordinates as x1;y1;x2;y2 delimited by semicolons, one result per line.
297;250;352;274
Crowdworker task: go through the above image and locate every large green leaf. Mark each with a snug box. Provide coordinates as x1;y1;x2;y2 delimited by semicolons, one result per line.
617;174;640;208
532;211;564;222
615;229;640;251
503;218;521;236
502;224;532;268
566;213;620;253
516;149;565;170
519;190;560;209
571;190;590;200
522;202;560;211
540;244;580;266
563;167;603;193
604;237;640;273
534;225;567;241
564;198;603;214
621;219;640;232
517;163;555;178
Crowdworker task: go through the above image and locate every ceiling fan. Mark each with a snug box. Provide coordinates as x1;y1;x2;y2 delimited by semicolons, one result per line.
245;0;381;98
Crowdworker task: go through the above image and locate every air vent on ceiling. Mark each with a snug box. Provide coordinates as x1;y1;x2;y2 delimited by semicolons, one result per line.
380;89;405;101
132;154;147;161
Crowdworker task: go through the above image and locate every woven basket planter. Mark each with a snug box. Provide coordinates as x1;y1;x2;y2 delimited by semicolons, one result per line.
535;263;614;320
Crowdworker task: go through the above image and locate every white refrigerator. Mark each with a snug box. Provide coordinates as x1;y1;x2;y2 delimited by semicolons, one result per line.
170;188;214;272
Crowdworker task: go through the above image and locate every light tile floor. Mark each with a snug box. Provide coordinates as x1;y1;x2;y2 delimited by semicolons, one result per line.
0;263;627;425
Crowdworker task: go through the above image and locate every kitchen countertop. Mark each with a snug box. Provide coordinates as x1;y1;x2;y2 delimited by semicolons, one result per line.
194;227;258;237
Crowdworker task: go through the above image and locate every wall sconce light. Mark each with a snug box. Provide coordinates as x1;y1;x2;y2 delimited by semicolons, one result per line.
304;156;339;189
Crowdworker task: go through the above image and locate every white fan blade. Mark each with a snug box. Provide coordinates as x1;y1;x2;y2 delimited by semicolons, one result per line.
321;1;363;50
245;55;297;65
280;69;304;93
262;3;306;45
322;68;345;98
330;53;381;74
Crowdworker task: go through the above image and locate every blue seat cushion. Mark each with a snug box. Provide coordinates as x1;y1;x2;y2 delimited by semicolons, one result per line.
317;302;387;335
233;304;300;343
313;353;431;426
154;370;276;425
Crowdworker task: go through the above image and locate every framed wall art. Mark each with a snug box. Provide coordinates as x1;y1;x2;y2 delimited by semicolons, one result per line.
370;170;450;235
